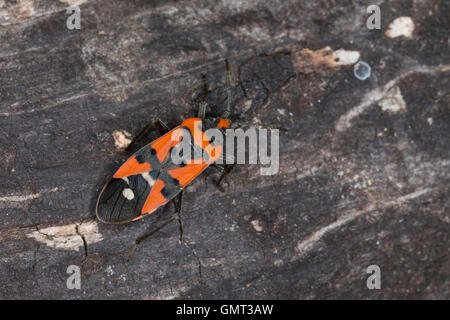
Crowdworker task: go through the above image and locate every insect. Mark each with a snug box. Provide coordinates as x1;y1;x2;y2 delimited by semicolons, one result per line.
96;60;234;224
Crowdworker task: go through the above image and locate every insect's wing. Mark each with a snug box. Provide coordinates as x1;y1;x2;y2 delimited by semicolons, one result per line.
96;127;184;224
96;172;155;224
113;126;184;179
141;159;215;213
96;162;210;224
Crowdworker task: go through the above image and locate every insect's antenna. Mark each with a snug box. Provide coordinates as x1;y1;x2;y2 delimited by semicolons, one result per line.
197;73;209;119
201;73;208;100
231;121;288;131
198;101;207;119
222;58;232;119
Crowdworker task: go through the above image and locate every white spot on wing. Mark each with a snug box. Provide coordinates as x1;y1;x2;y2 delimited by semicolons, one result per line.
122;188;135;200
141;172;155;187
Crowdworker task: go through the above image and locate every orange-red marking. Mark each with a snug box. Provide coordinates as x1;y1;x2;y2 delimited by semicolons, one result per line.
113;156;151;179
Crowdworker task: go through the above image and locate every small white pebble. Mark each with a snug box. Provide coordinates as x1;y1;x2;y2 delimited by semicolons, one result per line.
378;86;407;113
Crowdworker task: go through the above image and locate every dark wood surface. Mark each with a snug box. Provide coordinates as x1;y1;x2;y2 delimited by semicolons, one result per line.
0;0;448;299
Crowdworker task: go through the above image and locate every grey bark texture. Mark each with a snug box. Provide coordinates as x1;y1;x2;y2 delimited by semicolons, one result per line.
0;0;449;299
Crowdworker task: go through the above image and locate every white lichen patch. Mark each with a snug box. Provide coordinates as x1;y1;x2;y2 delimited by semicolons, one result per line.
0;187;59;202
77;221;104;245
1;0;89;26
386;17;414;39
113;130;132;150
378;86;407;113
0;0;35;24
12;0;34;18
26;221;103;251
332;49;360;66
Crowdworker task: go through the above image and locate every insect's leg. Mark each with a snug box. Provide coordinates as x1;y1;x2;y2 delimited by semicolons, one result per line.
211;164;225;173
126;215;177;264
197;72;211;119
129;191;182;251
171;191;203;278
135;217;176;246
155;118;170;135
126;118;169;153
201;73;209;100
126;191;182;264
221;58;232;119
172;191;184;242
215;163;236;193
210;150;235;192
217;163;235;185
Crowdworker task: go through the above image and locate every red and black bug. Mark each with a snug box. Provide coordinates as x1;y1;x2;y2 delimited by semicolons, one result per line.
96;60;234;224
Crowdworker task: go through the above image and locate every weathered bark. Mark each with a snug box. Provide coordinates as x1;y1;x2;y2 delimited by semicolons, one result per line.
0;0;448;299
